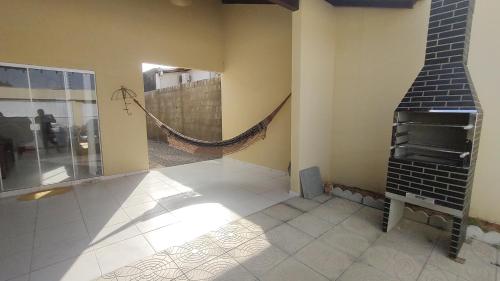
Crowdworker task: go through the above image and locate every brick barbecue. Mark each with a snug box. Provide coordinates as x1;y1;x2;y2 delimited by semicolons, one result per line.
382;0;482;259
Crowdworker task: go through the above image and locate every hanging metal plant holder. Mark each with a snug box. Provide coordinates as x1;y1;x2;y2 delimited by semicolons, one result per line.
111;86;137;115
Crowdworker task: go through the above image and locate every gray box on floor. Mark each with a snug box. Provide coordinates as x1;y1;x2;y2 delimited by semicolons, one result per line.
299;166;323;199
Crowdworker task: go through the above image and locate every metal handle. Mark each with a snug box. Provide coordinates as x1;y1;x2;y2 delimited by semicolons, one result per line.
460;152;470;159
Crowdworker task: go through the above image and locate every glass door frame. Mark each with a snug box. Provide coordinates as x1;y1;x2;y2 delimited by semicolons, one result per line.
0;61;104;193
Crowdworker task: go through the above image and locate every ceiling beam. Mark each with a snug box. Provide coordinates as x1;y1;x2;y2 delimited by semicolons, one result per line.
222;0;299;11
268;0;299;11
325;0;416;8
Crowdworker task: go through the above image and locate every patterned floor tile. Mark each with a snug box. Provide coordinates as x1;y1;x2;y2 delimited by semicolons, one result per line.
262;204;303;222
228;235;288;276
284;197;320;212
260;257;329;281
97;252;184;281
86;197;500;281
264;223;314;255
337;262;400;281
294;240;354;280
208;223;260;251
428;239;497;281
361;244;426;281
287;213;333;238
184;255;256;281
163;236;225;272
237;212;283;233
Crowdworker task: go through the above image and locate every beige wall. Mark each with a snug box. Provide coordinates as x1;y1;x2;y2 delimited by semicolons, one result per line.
3;0;499;224
297;0;500;223
0;0;224;176
331;0;430;191
467;0;500;223
291;0;336;192
221;5;292;172
332;0;500;223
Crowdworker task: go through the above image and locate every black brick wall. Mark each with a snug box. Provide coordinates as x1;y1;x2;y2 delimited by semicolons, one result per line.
386;157;471;211
397;0;482;111
385;0;482;260
449;216;467;258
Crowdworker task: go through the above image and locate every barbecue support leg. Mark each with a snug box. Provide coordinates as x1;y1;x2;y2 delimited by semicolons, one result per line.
382;197;404;232
449;216;467;259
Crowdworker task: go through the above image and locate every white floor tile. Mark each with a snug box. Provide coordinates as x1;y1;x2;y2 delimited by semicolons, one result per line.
95;235;155;274
260;257;329;281
31;236;92;270
1;214;36;237
34;220;89;249
265;223;314;255
122;201;165;220
30;252;101;281
88;221;141;249
83;208;131;234
144;222;211;252
37;192;79;217
319;225;372;257
0;159;299;281
170;203;236;226
0;251;31;281
0;233;34;260
79;201;122;222
338;262;400;281
260;187;295;203
116;193;155;208
134;211;179;233
36;208;83;231
7;275;29;281
294;240;354;280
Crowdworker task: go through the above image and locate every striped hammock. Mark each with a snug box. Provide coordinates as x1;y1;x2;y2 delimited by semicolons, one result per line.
112;87;290;155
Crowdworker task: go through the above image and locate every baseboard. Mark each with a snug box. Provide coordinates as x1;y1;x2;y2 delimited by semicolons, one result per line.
329;183;500;247
0;169;149;199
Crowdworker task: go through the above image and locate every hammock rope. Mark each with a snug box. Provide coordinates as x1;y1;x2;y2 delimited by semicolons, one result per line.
112;87;290;155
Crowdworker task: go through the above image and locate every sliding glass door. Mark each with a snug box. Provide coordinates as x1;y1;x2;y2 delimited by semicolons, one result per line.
29;68;75;185
0;63;103;192
0;66;40;190
67;71;102;180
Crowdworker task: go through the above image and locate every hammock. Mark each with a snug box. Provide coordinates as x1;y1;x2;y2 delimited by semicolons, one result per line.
112;87;290;155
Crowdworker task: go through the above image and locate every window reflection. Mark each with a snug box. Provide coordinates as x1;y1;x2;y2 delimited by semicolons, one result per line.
30;69;74;185
0;66;40;190
0;65;102;192
67;72;102;179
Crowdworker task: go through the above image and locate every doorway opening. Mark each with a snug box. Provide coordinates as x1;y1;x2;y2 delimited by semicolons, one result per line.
142;63;222;169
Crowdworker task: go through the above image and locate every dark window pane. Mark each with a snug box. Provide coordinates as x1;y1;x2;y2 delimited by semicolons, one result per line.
28;69;64;90
0;66;29;88
67;72;95;90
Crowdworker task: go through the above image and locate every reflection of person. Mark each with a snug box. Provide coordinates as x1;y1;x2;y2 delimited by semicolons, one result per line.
35;109;59;152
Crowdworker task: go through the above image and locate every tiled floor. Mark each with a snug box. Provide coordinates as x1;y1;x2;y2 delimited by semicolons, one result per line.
0;158;294;281
95;196;500;281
